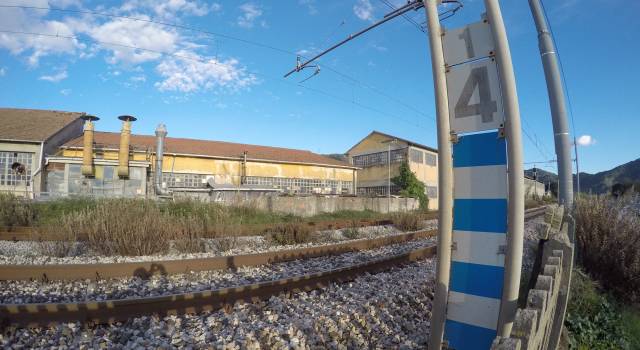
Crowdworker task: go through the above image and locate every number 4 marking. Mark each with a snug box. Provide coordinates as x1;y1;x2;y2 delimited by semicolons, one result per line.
454;66;498;123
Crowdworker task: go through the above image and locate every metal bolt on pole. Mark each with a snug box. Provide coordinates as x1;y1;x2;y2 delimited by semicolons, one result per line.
529;0;574;207
484;0;525;339
424;0;454;349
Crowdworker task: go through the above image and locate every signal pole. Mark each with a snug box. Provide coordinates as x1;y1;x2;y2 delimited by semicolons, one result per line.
529;0;574;207
574;137;580;195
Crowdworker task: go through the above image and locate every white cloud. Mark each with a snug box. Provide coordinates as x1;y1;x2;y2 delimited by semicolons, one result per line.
130;75;146;82
576;135;596;146
87;17;179;64
370;43;387;52
354;0;374;21
0;7;85;66
39;70;68;82
237;3;263;28
119;0;218;20
299;0;318;15
154;50;257;93
0;67;5;76
60;88;71;95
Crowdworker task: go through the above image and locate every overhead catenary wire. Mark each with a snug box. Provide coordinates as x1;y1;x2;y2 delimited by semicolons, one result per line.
377;0;426;33
0;4;434;121
0;29;429;131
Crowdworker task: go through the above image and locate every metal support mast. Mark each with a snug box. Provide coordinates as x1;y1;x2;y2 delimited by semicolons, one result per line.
574;137;580;195
484;0;525;339
424;0;454;348
529;0;573;207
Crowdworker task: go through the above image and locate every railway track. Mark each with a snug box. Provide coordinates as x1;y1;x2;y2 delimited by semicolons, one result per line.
0;229;436;281
0;207;547;328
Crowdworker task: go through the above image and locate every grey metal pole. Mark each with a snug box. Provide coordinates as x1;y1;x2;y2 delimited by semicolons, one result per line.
388;143;391;213
529;0;573;207
574;137;580;196
424;1;454;349
484;0;525;338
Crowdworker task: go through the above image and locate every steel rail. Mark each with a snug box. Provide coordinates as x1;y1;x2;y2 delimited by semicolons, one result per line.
0;245;437;327
0;230;437;281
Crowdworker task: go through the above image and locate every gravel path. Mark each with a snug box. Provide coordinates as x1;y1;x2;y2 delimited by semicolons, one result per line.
0;221;437;265
0;237;435;304
1;258;437;349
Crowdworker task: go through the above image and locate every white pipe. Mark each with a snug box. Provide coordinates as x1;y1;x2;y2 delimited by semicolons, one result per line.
484;0;526;338
424;0;454;348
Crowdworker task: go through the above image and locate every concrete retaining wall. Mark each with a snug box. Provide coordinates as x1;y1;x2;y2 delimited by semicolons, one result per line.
204;191;420;216
492;207;574;350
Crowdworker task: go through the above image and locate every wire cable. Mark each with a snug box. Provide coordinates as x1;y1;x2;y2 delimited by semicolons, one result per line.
0;4;434;121
0;29;430;131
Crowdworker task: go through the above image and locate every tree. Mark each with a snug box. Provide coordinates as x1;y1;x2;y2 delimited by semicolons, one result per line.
392;162;428;209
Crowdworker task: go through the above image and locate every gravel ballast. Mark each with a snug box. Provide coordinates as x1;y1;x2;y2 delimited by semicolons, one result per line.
1;258;437;349
0;237;435;304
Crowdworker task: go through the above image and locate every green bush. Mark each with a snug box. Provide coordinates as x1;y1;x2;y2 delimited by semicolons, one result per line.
566;269;632;350
392;162;428;209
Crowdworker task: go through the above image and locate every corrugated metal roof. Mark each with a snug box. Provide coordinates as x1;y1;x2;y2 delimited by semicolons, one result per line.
0;108;84;142
63;132;355;168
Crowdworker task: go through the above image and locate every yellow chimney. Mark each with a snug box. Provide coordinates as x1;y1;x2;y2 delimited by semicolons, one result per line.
117;115;137;178
80;115;99;177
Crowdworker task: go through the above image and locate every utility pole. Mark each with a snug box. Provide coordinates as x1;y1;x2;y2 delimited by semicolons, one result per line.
424;0;454;348
381;138;397;213
529;0;573;207
574;137;580;195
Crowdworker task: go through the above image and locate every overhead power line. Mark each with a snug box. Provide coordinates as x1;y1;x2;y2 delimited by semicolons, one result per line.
0;29;430;131
0;4;434;121
378;0;426;33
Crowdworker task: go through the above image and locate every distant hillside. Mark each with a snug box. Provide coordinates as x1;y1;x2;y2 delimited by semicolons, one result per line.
524;168;558;185
577;158;640;194
525;157;640;194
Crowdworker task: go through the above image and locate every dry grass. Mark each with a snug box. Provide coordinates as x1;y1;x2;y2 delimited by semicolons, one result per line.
0;193;36;228
574;194;640;303
264;222;312;246
391;211;423;232
33;214;81;257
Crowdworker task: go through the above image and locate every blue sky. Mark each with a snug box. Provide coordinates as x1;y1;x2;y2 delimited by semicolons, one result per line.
0;0;638;174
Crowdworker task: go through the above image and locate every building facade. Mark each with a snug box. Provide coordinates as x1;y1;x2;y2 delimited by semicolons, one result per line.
347;131;439;210
0;109;84;198
43;115;356;198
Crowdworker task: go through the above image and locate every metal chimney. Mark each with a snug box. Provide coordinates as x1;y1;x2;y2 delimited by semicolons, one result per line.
80;115;99;177
117;115;136;178
154;123;170;196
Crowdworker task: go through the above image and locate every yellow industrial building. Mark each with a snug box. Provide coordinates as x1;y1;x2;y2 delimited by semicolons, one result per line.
346;131;439;210
0;108;357;198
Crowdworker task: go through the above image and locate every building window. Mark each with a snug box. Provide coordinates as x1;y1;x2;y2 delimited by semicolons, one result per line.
0;152;34;187
409;149;424;164
353;148;406;168
244;176;352;195
426;185;438;199
357;185;401;196
164;173;207;188
425;153;437;166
